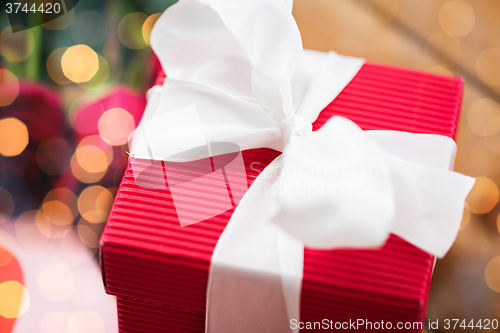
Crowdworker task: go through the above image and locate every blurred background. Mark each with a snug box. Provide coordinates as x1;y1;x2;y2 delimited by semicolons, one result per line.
0;0;499;332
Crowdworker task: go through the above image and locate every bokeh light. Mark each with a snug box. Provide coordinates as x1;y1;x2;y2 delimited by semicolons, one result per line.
77;224;99;248
0;117;29;157
142;13;162;46
70;11;108;47
77;186;113;223
35;200;74;239
47;47;71;85
75;145;108;174
98;108;136;146
467;98;500;136
70;154;106;184
485;256;500;293
37;263;75;302
484;118;500;154
439;0;476;37
61;45;99;83
16;210;49;248
0;281;30;318
471;140;500;176
0;245;14;267
0;68;20;107
78;55;110;90
0;26;35;62
118;12;148;49
44;188;79;220
0;187;14;224
67;311;105;333
467;176;499;214
41;200;75;226
476;48;500;86
40;311;71;333
71;135;113;183
36;138;72;176
483;117;500;137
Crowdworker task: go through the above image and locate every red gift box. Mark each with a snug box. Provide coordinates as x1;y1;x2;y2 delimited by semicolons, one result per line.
100;61;464;332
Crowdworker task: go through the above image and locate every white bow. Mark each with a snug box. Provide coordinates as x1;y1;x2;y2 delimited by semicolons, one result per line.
130;0;475;331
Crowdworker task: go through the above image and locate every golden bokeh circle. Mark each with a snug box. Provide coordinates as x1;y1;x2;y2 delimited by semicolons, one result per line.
142;13;162;46
118;12;148;49
61;45;99;83
485;256;500;293
98;108;136;146
467;98;500;136
476;48;500;86
78;186;113;224
35;201;73;240
439;0;476;37
78;55;110;90
0;26;35;62
75;145;108;174
0;69;20;107
0;117;29;157
44;188;78;221
0;280;30;319
77;224;99;248
466;176;498;214
47;47;71;85
37;263;75;302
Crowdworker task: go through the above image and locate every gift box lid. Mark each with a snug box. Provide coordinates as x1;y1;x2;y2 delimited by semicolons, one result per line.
100;61;464;329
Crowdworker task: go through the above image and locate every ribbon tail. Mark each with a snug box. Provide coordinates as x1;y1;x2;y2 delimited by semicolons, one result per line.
206;156;303;333
388;154;475;258
367;131;476;258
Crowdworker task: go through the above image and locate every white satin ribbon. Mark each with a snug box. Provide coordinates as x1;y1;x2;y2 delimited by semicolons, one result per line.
130;0;475;332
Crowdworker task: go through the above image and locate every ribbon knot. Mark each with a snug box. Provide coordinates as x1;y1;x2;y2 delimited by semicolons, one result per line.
279;114;312;145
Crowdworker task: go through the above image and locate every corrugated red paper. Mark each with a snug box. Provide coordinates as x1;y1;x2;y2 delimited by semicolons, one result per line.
100;62;464;332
